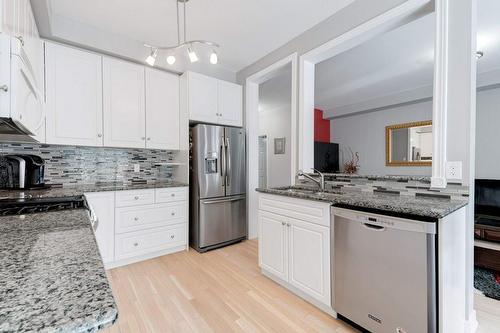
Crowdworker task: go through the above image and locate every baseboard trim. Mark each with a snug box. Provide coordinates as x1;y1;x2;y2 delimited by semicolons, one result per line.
261;269;336;317
105;245;187;269
464;309;478;333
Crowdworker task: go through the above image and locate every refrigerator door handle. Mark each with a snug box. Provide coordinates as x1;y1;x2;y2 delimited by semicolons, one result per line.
225;137;231;187
201;196;245;204
220;142;225;186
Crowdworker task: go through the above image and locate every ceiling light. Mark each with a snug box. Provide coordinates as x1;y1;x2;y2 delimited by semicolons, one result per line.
187;47;199;63
166;55;176;65
143;0;220;66
145;49;157;66
210;51;218;65
476;51;484;60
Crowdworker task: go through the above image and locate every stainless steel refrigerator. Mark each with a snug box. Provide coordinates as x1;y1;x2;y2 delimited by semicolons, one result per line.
190;124;246;252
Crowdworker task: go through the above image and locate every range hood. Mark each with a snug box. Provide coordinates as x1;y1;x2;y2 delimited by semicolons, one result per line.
0;118;38;143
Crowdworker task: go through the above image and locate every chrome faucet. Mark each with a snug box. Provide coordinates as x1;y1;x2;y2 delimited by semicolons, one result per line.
297;168;326;191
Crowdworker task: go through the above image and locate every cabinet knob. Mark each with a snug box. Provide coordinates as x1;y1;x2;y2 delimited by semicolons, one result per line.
282;222;286;226
0;85;8;92
171;193;175;197
170;235;175;239
141;137;146;140
287;223;291;227
134;242;139;247
147;137;151;141
171;212;175;216
134;196;139;200
97;133;102;138
134;217;139;221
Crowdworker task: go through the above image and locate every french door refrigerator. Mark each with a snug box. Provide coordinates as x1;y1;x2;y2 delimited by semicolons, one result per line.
190;124;246;252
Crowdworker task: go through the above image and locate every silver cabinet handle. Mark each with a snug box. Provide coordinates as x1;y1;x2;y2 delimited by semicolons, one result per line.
134;217;139;221
147;137;151;141
171;193;175;197
15;36;24;46
134;242;139;247
170;235;175;239
134;196;139;200
281;222;286;226
97;133;102;138
0;85;8;92
171;212;175;216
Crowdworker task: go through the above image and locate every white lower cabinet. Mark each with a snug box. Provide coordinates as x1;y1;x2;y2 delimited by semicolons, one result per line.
258;194;331;308
85;186;188;269
85;191;115;265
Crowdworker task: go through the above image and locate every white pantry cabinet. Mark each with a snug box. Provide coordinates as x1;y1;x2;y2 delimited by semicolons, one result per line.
45;43;103;146
145;67;180;150
182;71;242;127
85;191;115;265
103;57;146;148
258;193;331;308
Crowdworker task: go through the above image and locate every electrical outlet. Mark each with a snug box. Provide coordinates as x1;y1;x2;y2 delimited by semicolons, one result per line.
134;164;140;173
446;161;462;180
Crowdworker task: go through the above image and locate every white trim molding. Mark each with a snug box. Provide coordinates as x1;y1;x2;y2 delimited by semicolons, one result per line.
431;0;449;189
245;53;298;239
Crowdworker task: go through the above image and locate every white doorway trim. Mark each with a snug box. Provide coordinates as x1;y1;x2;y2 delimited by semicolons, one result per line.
245;53;298;239
298;0;433;172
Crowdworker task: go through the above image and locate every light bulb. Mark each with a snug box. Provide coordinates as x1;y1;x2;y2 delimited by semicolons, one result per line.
187;48;199;63
145;49;157;66
209;51;218;65
166;55;176;65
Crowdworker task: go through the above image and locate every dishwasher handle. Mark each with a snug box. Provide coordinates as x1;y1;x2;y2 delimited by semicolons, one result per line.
362;222;385;231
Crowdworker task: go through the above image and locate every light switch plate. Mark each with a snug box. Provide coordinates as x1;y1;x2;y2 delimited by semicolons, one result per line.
134;164;140;173
446;161;462;180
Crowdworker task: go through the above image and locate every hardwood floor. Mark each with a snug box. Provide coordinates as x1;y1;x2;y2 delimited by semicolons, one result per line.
102;240;356;333
476;292;500;333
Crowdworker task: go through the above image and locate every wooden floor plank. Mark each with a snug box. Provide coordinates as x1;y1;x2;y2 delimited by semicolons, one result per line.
102;240;354;333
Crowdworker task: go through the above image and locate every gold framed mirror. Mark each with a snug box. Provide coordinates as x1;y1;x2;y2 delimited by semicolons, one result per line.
386;120;432;166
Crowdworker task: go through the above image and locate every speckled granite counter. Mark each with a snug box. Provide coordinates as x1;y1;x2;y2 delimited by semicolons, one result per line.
256;186;468;221
0;181;188;202
0;209;118;332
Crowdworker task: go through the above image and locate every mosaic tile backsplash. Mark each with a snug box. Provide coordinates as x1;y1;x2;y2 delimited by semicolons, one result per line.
0;143;174;186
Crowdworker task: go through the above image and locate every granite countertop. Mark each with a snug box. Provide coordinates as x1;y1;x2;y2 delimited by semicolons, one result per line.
309;173;432;183
256;186;468;221
0;180;189;202
0;209;118;332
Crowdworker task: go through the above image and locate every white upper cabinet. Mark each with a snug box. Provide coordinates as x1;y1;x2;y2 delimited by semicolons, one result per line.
183;71;243;127
218;80;243;127
45;42;103;146
185;71;218;124
103;57;146;148
145;68;180;150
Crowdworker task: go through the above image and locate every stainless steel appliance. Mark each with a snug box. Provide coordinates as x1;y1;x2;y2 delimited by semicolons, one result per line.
0;154;45;189
332;207;437;333
190;124;246;252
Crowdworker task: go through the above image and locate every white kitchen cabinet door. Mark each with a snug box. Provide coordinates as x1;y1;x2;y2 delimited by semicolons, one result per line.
45;43;103;146
186;71;218;124
85;192;115;265
103;57;146;148
145;68;179;149
259;211;288;281
288;217;330;306
217;80;242;127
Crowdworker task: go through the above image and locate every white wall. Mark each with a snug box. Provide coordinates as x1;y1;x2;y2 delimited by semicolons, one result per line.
258;103;292;187
330;100;433;176
476;86;500;179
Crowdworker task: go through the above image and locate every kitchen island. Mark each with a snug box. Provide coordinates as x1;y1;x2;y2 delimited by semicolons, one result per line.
0;209;117;332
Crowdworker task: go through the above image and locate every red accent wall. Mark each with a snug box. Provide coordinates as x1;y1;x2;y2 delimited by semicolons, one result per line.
314;109;330;142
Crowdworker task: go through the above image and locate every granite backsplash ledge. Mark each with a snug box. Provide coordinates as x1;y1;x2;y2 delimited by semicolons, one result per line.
0;143;175;186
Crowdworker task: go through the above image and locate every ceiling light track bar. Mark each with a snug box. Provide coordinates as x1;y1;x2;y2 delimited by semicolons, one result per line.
144;40;220;51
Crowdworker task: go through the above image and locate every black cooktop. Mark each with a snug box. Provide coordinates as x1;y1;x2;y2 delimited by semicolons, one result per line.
0;196;87;216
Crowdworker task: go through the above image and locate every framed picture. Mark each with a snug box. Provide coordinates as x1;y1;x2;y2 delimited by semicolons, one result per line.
274;137;286;154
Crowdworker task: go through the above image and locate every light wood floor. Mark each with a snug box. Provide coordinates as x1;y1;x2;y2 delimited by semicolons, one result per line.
476;292;500;333
102;240;356;333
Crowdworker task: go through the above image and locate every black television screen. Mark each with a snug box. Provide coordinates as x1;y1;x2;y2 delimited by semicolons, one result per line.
314;142;339;173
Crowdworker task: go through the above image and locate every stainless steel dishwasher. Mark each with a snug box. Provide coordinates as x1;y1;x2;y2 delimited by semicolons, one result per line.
332;207;437;333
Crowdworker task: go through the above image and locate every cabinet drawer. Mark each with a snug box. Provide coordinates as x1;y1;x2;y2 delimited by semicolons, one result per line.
155;187;188;203
115;224;186;260
115;202;187;234
115;189;155;207
259;193;331;227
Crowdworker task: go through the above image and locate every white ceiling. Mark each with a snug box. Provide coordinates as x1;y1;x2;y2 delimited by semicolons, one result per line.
314;0;500;118
35;0;355;79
